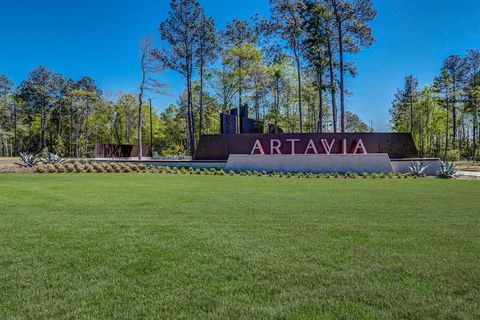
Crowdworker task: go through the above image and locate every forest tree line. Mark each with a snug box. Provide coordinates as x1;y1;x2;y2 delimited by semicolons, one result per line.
390;50;480;161
0;0;377;157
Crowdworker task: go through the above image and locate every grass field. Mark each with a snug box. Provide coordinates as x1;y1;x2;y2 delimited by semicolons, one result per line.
0;174;479;319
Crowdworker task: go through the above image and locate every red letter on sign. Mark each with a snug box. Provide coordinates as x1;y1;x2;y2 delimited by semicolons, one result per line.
352;139;368;154
251;140;265;155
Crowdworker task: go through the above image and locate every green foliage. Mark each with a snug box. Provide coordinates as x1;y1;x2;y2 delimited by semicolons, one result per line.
52;136;66;157
446;149;461;162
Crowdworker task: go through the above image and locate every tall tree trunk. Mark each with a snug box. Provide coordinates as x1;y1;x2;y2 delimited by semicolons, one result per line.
293;44;303;133
327;40;337;132
199;59;204;137
238;58;243;109
137;94;143;160
452;79;457;148
187;58;196;155
41;105;46;151
317;69;323;133
85;100;90;155
410;97;413;134
149;99;153;156
445;99;449;159
114;114;121;146
254;87;260;121
70;106;74;157
57;107;62;137
337;23;345;133
474;105;478;162
275;75;280;126
13;101;17;155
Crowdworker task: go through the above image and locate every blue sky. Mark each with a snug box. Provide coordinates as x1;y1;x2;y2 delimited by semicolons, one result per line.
0;0;479;130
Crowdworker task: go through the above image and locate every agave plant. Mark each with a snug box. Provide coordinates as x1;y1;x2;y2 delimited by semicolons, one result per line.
437;161;457;179
19;152;41;167
42;153;65;165
408;161;430;177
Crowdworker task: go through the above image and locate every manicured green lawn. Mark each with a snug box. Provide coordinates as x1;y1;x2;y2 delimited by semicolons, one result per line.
0;174;479;319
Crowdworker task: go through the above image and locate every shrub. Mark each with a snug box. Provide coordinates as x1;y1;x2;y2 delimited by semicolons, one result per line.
34;165;47;173
147;165;157;173
128;163;139;172
64;164;75;173
387;172;395;179
54;164;66;173
474;150;480;162
138;164;147;172
180;167;188;174
46;164;57;173
217;169;226;176
379;173;386;179
446;149;461;162
228;170;235;176
85;164;95;173
346;172;358;179
73;162;84;173
92;163;103;173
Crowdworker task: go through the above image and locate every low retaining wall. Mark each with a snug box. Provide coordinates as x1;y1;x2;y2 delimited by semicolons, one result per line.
91;156;442;175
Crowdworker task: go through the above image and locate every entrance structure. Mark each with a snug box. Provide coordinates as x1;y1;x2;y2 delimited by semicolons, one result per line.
193;106;440;175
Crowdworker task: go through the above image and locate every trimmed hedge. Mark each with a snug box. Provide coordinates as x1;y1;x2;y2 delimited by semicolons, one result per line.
33;161;417;179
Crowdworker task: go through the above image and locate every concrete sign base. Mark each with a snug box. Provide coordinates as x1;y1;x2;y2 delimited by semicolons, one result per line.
225;154;394;174
390;159;441;176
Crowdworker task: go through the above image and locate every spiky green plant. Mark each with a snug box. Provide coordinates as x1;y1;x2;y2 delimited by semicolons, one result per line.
19;152;41;167
43;153;64;165
437;161;457;179
408;161;430;177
